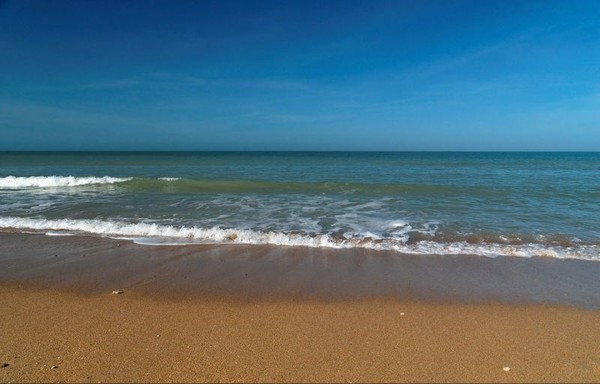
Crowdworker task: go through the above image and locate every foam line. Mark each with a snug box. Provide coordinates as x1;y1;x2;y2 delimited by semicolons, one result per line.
0;216;597;261
0;176;132;188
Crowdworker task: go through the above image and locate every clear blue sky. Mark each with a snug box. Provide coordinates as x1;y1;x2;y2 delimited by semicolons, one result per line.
1;0;599;151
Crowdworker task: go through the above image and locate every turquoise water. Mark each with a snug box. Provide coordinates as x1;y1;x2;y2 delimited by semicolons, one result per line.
0;152;598;259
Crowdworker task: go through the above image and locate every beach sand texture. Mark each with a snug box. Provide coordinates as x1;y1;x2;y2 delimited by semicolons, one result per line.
1;233;600;382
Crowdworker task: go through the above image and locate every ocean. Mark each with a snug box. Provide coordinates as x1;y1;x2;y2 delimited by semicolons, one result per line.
0;151;598;260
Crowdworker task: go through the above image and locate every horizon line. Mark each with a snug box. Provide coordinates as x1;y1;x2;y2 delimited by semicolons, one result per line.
0;150;598;154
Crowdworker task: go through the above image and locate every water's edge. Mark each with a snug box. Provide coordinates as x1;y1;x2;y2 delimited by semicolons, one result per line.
1;232;600;309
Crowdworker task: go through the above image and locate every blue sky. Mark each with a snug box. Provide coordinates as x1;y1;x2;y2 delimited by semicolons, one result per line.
0;0;599;151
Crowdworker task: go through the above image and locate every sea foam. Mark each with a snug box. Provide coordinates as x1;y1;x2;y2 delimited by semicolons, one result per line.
0;216;597;261
0;176;132;188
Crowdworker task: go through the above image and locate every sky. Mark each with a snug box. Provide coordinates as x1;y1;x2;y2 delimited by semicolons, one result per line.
0;0;599;151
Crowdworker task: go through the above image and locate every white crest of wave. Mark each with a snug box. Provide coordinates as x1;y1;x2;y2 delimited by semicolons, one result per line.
0;217;339;247
0;217;597;261
0;176;132;188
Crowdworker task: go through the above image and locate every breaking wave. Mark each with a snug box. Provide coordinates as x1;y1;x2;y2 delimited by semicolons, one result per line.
0;176;132;188
0;175;514;195
0;216;597;261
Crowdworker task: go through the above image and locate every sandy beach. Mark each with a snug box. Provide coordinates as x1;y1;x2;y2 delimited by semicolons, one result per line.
4;0;600;381
1;232;600;382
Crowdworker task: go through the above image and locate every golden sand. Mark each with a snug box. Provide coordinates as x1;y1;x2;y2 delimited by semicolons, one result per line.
1;285;599;383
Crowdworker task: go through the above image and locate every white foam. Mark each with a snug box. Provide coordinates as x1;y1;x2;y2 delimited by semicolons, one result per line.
0;176;132;188
0;216;597;261
158;177;181;181
45;231;75;236
133;237;209;246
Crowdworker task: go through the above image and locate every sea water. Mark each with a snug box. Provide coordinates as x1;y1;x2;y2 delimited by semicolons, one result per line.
0;152;598;260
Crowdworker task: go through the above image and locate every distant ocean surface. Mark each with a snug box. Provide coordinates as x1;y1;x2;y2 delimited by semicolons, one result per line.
0;152;598;260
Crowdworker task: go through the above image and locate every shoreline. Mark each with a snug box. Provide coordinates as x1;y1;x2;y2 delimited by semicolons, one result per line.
1;232;600;307
2;232;600;382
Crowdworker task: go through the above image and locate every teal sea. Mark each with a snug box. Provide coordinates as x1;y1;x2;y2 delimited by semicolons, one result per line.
0;152;598;260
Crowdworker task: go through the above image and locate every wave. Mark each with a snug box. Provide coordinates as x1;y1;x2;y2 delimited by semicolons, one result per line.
0;175;514;196
0;217;597;261
0;176;132;188
125;179;513;196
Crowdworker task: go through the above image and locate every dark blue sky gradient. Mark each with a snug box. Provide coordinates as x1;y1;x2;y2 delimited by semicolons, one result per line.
1;0;599;150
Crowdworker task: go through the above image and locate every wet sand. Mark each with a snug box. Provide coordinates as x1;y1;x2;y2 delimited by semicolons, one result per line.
1;232;600;382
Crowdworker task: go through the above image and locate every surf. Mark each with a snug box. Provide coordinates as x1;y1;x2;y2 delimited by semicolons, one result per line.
0;216;597;261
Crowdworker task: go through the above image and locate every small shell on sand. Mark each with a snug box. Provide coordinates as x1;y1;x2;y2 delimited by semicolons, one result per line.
51;365;58;370
503;366;511;372
400;313;405;316
112;290;124;295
